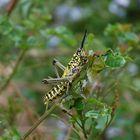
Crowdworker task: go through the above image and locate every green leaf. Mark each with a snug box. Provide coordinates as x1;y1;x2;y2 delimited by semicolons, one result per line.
87;56;106;81
96;114;111;130
0;18;13;35
27;36;37;46
0;128;21;140
124;32;139;46
74;98;85;111
85;118;93;131
85;110;99;119
105;54;126;68
86;97;104;107
62;95;74;109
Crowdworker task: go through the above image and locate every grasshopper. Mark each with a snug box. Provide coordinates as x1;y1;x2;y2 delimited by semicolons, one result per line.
42;30;88;104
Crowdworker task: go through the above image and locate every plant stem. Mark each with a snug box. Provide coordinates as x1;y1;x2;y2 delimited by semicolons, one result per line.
62;109;87;139
0;48;27;94
63;109;82;128
20;103;58;140
81;118;88;139
6;0;18;16
79;112;88;140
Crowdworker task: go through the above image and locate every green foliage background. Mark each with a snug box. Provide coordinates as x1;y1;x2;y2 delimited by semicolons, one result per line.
0;0;140;140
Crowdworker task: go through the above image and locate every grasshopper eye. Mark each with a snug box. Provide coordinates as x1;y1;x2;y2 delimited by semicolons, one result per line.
81;57;88;64
83;58;88;63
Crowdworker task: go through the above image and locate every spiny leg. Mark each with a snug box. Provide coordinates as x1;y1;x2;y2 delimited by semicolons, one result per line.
53;58;66;71
42;76;73;85
66;82;71;95
79;81;86;99
53;58;66;78
42;59;66;85
53;61;60;78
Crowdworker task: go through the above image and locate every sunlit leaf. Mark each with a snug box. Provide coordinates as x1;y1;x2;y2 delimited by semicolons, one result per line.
124;32;139;46
96;114;111;130
86;97;104;107
105;54;126;68
85;110;99;119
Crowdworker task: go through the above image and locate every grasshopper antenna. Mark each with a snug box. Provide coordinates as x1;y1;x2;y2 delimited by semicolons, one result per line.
80;29;87;49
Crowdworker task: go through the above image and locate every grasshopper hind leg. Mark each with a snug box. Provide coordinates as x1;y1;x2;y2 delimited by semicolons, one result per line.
52;58;66;78
42;59;66;84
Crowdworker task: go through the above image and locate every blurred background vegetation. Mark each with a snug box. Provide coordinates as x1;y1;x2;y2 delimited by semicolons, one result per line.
0;0;140;140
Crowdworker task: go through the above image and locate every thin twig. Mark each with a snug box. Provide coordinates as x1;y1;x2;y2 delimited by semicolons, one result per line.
0;48;27;94
72;123;84;139
79;113;88;140
94;115;114;140
81;121;87;139
95;88;119;140
51;112;81;140
12;82;39;124
63;110;82;128
65;109;87;140
62;109;86;139
6;0;18;16
20;103;58;140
